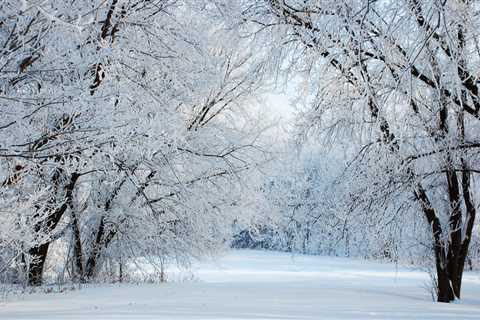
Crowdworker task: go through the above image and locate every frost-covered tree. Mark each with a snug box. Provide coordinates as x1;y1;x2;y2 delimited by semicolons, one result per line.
0;0;268;286
236;0;480;302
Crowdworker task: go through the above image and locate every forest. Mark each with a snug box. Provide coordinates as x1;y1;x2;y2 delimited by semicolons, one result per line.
1;0;480;317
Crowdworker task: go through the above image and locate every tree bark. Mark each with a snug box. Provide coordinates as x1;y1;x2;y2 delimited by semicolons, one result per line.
71;211;85;282
27;172;79;286
85;216;105;279
27;243;49;286
414;184;455;302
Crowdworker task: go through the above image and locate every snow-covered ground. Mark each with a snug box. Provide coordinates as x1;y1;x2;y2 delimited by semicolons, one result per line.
1;250;480;319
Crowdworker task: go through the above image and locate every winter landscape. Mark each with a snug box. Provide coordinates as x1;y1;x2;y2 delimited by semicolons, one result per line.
1;250;480;320
2;0;480;319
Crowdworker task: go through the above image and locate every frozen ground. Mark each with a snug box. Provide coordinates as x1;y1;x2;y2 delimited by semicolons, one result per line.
1;250;480;319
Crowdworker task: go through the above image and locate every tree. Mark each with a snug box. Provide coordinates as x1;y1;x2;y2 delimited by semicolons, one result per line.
238;0;480;302
0;0;269;286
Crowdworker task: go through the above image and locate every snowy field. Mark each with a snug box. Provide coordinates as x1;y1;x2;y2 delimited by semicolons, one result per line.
1;250;480;320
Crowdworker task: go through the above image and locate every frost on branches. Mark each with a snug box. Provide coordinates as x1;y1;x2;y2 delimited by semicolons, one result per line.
0;0;268;286
1;0;480;306
236;0;480;303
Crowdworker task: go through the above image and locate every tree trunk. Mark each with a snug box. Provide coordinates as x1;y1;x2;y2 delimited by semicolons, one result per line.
414;184;455;302
27;243;49;286
27;172;79;286
72;211;85;282
85;216;105;279
436;267;454;303
85;175;126;279
84;216;118;280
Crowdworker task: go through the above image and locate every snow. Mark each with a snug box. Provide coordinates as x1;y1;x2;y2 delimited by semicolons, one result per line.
1;250;480;319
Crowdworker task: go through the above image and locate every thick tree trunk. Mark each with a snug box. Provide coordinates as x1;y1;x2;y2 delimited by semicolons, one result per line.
436;266;454;302
27;243;49;286
445;168;462;299
434;247;455;303
27;172;79;286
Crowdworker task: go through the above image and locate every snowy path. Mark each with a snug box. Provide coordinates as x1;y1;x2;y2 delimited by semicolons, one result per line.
1;250;480;319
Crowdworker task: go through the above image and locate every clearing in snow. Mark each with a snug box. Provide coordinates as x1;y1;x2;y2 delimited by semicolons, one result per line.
1;250;480;319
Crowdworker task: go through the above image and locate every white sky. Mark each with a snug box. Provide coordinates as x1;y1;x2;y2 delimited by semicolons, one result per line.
259;90;297;140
